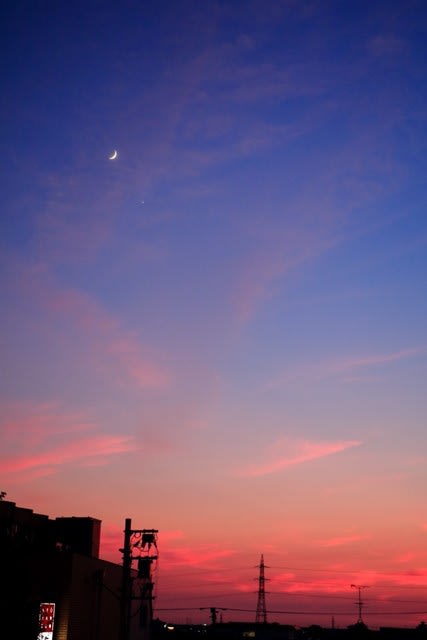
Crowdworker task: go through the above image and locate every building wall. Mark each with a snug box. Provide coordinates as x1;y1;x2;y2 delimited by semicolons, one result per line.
66;554;123;640
55;516;101;558
0;501;147;640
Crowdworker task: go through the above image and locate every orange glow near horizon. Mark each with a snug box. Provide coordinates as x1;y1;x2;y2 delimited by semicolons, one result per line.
96;523;427;628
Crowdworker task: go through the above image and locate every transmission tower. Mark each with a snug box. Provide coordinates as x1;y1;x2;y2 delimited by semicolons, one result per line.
350;584;369;624
255;554;268;624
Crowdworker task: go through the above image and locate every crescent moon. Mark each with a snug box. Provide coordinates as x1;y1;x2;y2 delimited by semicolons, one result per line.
109;150;118;160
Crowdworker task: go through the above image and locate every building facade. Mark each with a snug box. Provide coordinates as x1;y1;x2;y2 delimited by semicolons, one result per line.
0;499;143;640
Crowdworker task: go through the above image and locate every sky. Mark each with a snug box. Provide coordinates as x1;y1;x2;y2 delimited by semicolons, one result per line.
1;0;427;629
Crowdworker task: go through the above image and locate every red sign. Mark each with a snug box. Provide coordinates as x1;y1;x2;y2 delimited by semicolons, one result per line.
39;602;55;634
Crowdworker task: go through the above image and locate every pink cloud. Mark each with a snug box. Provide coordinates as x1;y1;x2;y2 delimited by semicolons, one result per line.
395;552;417;563
233;224;337;323
330;347;426;372
1;434;135;476
106;336;168;388
1;402;95;446
237;438;362;477
0;402;128;482
395;568;427;586
12;264;169;390
227;107;409;324
162;546;235;568
35;198;114;265
350;568;427;589
368;34;406;57
267;566;427;596
46;288;117;332
318;534;369;548
171;117;309;185
270;346;426;386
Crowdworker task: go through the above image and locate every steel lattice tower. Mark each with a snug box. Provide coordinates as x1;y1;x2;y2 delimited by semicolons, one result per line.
351;584;369;625
255;554;268;624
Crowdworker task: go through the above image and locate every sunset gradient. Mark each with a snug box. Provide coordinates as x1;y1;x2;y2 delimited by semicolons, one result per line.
1;0;427;630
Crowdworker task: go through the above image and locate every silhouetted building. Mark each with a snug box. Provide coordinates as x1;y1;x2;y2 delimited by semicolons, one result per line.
0;500;143;640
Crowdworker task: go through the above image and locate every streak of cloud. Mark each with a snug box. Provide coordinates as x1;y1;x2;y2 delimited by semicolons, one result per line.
269;346;427;386
236;439;362;477
0;402;95;446
5;262;170;390
1;434;135;476
161;545;236;569
318;534;369;548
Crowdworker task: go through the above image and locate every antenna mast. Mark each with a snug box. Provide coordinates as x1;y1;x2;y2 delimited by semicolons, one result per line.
255;554;268;624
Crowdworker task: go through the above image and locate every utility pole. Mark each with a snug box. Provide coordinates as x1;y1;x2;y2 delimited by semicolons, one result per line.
120;518;132;640
350;584;369;625
120;519;158;640
255;554;268;624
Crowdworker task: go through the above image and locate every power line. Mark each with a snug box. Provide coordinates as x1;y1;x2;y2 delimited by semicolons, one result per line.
156;606;427;616
267;592;427;604
160;565;427;585
157;591;427;605
271;565;427;579
164;564;426;578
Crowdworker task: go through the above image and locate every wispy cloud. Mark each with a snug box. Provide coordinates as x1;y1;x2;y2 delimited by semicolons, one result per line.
232;225;337;322
161;545;236;569
1;402;96;446
327;347;427;372
54;291;169;389
1;434;135;477
236;438;362;477
269;346;426;387
0;402;137;481
8;263;170;390
268;567;427;596
318;534;369;548
395;552;418;563
368;34;407;57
